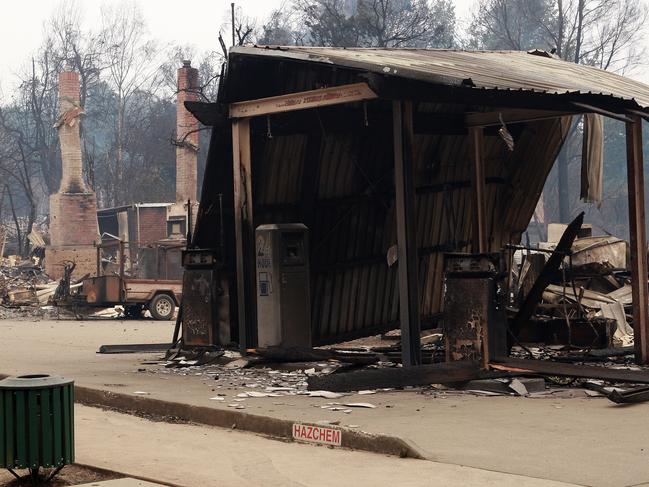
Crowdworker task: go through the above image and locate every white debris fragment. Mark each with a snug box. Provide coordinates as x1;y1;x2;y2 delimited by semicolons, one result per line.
343;403;376;409
357;390;377;395
132;391;150;395
225;358;249;369
209;396;225;401
304;368;317;376
308;390;344;399
465;390;504;396
509;379;529;396
584;390;603;397
248;391;282;398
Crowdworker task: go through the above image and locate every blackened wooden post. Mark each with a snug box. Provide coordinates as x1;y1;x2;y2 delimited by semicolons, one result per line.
470;127;488;253
232;117;253;352
626;115;649;364
393;100;421;366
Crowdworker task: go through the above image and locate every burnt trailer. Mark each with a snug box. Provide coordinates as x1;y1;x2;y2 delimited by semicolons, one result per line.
185;46;649;366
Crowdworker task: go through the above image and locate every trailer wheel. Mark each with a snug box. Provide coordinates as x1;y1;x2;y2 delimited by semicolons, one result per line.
149;294;175;320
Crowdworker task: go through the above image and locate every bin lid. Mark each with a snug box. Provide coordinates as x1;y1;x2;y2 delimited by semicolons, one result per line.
0;374;74;390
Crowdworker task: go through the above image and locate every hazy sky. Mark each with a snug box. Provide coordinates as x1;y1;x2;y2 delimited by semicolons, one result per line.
0;0;644;95
0;0;476;94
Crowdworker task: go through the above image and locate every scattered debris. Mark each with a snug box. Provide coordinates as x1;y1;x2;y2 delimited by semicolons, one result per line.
308;391;344;399
508;378;529;396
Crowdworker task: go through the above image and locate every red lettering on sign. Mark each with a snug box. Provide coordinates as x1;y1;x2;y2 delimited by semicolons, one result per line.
292;423;342;446
332;430;341;444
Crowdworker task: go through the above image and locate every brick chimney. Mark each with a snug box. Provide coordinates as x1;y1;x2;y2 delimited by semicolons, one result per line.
57;67;86;193
46;66;99;280
176;60;199;203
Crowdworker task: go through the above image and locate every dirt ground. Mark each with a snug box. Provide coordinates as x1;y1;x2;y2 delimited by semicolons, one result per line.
0;464;122;486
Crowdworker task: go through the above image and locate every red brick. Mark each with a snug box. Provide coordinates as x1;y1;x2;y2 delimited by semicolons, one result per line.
176;61;199;203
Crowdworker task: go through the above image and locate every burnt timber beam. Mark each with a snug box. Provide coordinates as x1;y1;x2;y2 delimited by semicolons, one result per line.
572;102;633;123
307;360;483;392
509;212;584;340
625;115;649;364
229;82;378;118
191;100;526;136
393;100;421;367
492;357;649;384
232;117;255;352
466;108;577;127
254;109;474;136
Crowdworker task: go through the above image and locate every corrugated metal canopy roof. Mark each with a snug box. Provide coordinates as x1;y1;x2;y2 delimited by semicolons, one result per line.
231;46;649;109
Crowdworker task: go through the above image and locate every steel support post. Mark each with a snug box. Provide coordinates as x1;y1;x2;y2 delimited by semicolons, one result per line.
393;100;421;367
626;115;649;364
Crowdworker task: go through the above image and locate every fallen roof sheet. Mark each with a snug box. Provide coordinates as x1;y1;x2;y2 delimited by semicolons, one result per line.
232;46;649;109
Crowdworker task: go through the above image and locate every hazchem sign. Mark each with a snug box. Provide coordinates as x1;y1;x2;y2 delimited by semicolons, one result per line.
292;423;342;446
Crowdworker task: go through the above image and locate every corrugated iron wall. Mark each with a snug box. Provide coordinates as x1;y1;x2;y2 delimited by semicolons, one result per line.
251;110;570;343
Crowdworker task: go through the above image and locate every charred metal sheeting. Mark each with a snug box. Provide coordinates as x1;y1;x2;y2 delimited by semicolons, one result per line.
492;357;649;384
98;343;173;354
181;249;230;347
582;381;649;404
443;253;506;365
581;113;604;204
607;385;649;404
307;360;490;392
228;46;649;108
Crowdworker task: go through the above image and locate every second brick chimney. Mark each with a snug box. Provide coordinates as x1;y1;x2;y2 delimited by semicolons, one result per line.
176;60;199;203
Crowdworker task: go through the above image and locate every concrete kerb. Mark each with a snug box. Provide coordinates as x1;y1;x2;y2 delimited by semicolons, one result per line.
74;385;426;460
72;462;182;487
0;372;425;459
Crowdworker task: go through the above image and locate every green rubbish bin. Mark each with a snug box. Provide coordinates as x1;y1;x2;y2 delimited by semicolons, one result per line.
0;374;74;477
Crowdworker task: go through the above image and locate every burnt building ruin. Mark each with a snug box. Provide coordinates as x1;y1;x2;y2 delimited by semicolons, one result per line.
183;46;649;369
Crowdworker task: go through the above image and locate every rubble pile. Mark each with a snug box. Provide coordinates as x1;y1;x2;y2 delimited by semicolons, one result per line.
511;224;635;349
0;256;56;306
